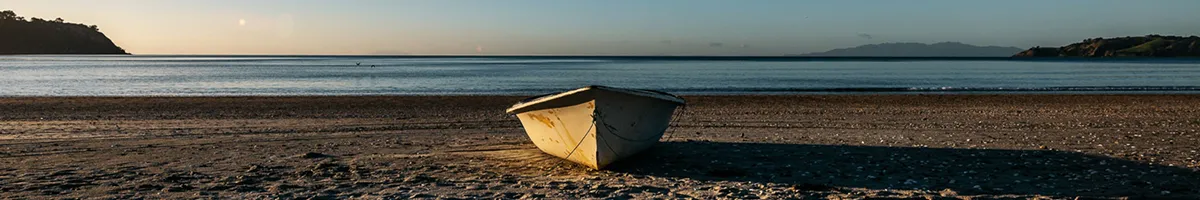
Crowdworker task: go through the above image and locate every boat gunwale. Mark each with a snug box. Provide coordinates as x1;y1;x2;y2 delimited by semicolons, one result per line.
505;86;685;114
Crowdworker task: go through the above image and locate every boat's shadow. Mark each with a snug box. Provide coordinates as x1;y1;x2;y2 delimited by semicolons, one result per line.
606;141;1200;197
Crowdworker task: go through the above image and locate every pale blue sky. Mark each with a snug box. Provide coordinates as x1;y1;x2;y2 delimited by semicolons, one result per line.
4;0;1198;55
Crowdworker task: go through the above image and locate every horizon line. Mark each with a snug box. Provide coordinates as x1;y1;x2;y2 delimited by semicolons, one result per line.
10;54;1200;61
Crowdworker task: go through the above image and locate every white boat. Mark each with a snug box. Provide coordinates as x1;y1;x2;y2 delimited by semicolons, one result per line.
506;86;685;169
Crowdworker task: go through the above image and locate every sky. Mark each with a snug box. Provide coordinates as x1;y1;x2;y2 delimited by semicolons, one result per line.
4;0;1199;55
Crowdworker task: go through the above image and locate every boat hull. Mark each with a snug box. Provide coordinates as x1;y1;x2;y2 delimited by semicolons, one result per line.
510;86;682;169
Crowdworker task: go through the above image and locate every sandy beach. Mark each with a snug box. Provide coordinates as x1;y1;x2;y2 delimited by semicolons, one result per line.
1;95;1199;199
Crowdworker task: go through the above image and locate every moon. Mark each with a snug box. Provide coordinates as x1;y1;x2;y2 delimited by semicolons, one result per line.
238;19;246;26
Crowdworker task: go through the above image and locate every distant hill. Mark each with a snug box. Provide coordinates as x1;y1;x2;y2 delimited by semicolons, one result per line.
1014;35;1200;57
795;42;1023;57
0;10;127;55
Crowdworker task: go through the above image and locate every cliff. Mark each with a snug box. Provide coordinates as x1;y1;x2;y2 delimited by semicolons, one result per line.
0;10;127;55
797;42;1023;57
1014;35;1200;57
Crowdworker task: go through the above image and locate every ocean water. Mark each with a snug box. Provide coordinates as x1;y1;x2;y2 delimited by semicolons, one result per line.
2;55;1200;96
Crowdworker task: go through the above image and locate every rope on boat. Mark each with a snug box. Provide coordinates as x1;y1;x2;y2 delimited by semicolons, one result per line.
555;97;687;169
592;103;688;162
559;111;596;167
594;109;667;142
594;103;688;143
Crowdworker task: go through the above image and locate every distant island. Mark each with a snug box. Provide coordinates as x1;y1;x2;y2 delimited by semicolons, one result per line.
794;42;1023;57
0;10;127;55
1014;35;1200;57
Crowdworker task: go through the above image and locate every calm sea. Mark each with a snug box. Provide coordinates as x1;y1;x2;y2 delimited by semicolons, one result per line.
2;55;1200;96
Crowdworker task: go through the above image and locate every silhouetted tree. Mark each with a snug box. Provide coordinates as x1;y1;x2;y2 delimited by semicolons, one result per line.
0;10;20;21
0;10;128;55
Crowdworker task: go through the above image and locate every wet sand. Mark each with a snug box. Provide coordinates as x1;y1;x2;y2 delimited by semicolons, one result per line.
1;95;1199;199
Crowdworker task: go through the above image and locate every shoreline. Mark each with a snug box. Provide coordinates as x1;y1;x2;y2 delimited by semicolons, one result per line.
2;94;1199;198
4;90;1200;97
4;89;1200;97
